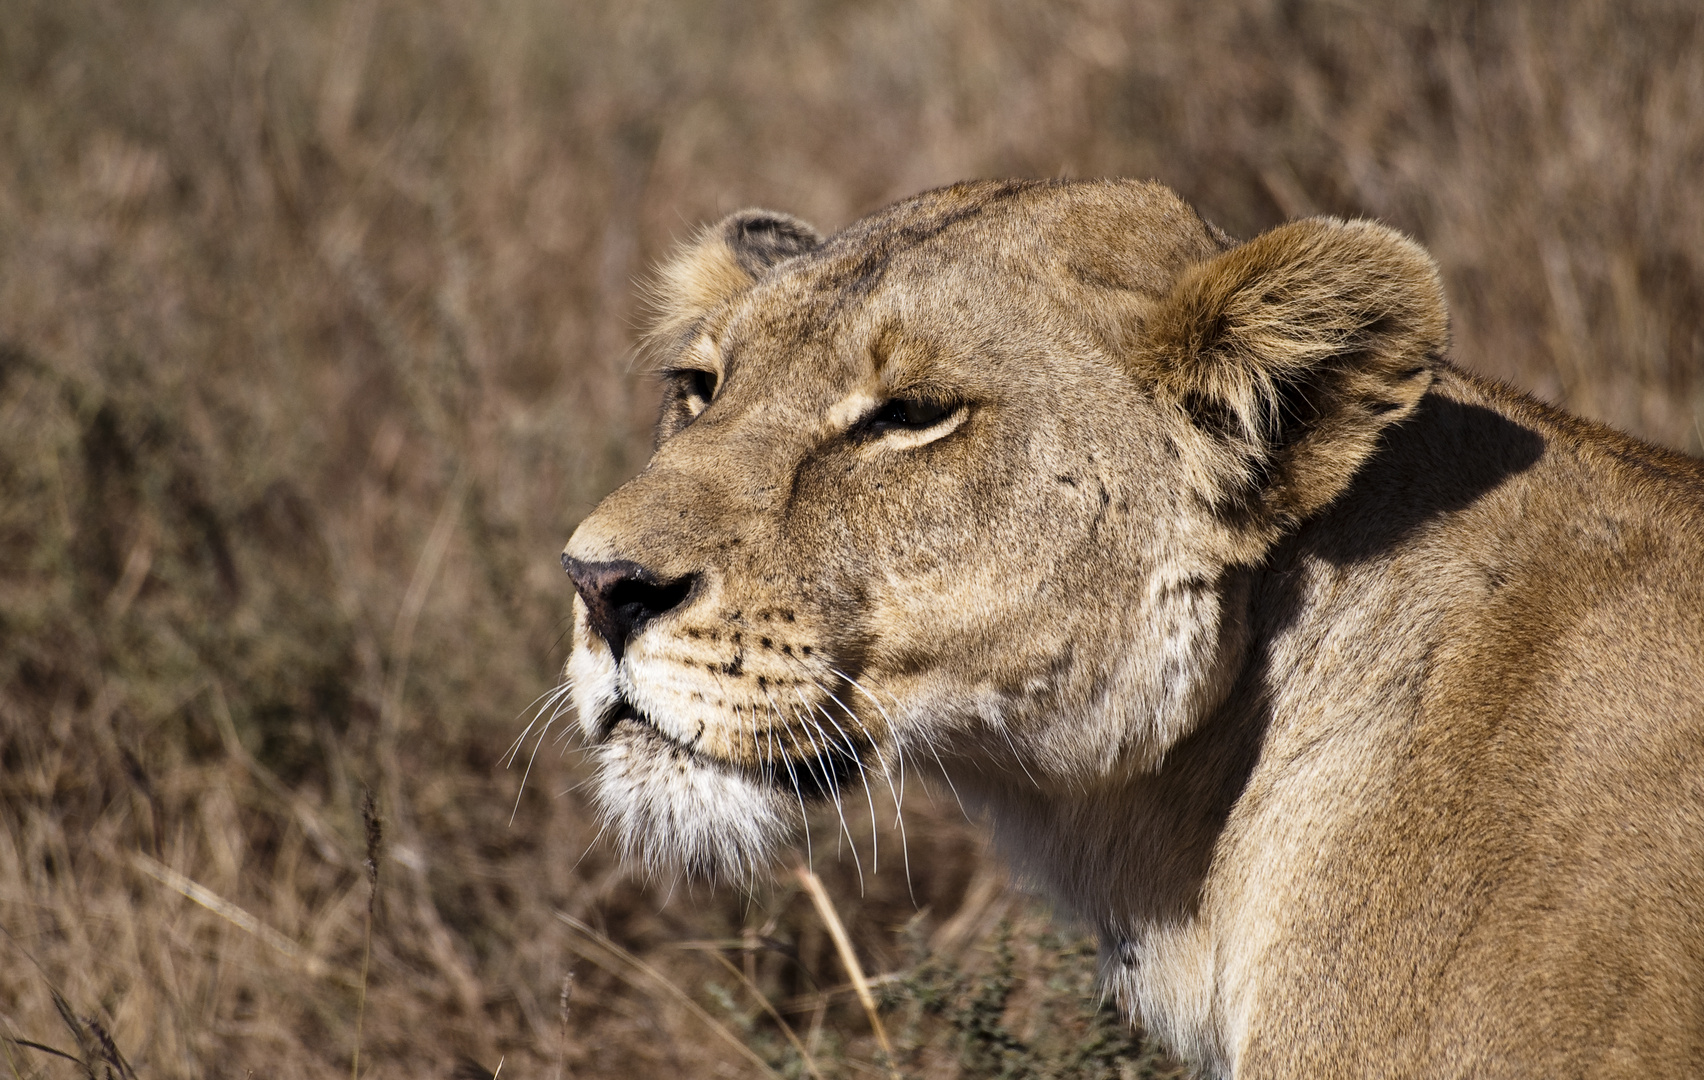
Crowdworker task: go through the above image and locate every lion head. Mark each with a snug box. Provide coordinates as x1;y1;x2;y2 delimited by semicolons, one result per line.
561;179;1445;882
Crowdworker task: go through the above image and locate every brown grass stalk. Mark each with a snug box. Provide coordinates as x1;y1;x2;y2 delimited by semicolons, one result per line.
701;949;826;1080
554;911;787;1080
796;864;901;1080
130;852;341;984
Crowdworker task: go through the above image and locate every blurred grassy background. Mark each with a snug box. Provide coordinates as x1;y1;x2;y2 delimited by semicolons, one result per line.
1;0;1700;1076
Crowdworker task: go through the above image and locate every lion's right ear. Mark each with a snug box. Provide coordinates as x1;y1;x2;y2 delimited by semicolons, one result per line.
647;210;822;350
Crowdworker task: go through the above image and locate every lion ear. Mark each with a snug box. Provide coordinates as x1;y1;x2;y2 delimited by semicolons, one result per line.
1136;217;1449;543
647;209;822;350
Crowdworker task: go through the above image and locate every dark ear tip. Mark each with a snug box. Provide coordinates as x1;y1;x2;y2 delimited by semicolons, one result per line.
722;210;823;276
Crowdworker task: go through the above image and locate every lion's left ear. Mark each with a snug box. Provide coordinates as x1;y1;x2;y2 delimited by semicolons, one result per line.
647;209;822;351
1135;217;1448;545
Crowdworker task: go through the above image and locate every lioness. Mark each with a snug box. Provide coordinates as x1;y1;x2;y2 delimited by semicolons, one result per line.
560;180;1704;1077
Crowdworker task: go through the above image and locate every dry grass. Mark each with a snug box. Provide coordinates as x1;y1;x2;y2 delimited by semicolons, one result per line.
1;0;1700;1076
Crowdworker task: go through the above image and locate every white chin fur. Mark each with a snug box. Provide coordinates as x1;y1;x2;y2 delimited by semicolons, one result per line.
567;637;618;741
591;721;794;883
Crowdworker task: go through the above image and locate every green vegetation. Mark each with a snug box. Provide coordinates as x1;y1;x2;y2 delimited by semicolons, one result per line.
1;0;1700;1074
885;922;1183;1079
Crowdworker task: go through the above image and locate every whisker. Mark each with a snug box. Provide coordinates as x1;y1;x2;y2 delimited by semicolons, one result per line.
824;668;921;901
766;687;863;887
572;819;611;873
995;722;1042;790
909;727;970;820
517;676;575;721
509;680;582;825
510;710;555;826
833;669;914;820
797;703;865;893
759;702;780;787
503;716;541;768
770;702;813;867
505;679;576;766
749;702;775;787
798;685;881;878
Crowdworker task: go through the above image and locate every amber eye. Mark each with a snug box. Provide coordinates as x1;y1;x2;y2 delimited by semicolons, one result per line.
868;398;953;433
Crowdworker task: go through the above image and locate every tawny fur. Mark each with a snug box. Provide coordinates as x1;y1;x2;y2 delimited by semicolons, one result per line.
562;179;1704;1078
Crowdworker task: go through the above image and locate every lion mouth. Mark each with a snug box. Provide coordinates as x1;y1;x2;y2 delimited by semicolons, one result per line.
597;693;869;801
596;697;639;740
598;697;699;754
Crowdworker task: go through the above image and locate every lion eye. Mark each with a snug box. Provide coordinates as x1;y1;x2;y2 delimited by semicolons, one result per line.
869;398;953;433
688;369;717;403
667;368;718;417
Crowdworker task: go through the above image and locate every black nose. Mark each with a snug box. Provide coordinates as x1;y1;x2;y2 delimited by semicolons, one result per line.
561;555;694;660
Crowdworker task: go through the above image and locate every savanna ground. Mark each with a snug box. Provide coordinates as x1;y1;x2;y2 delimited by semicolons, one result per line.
2;0;1702;1076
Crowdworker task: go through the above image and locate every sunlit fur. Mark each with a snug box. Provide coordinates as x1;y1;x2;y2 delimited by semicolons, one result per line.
561;180;1704;1078
589;723;793;882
